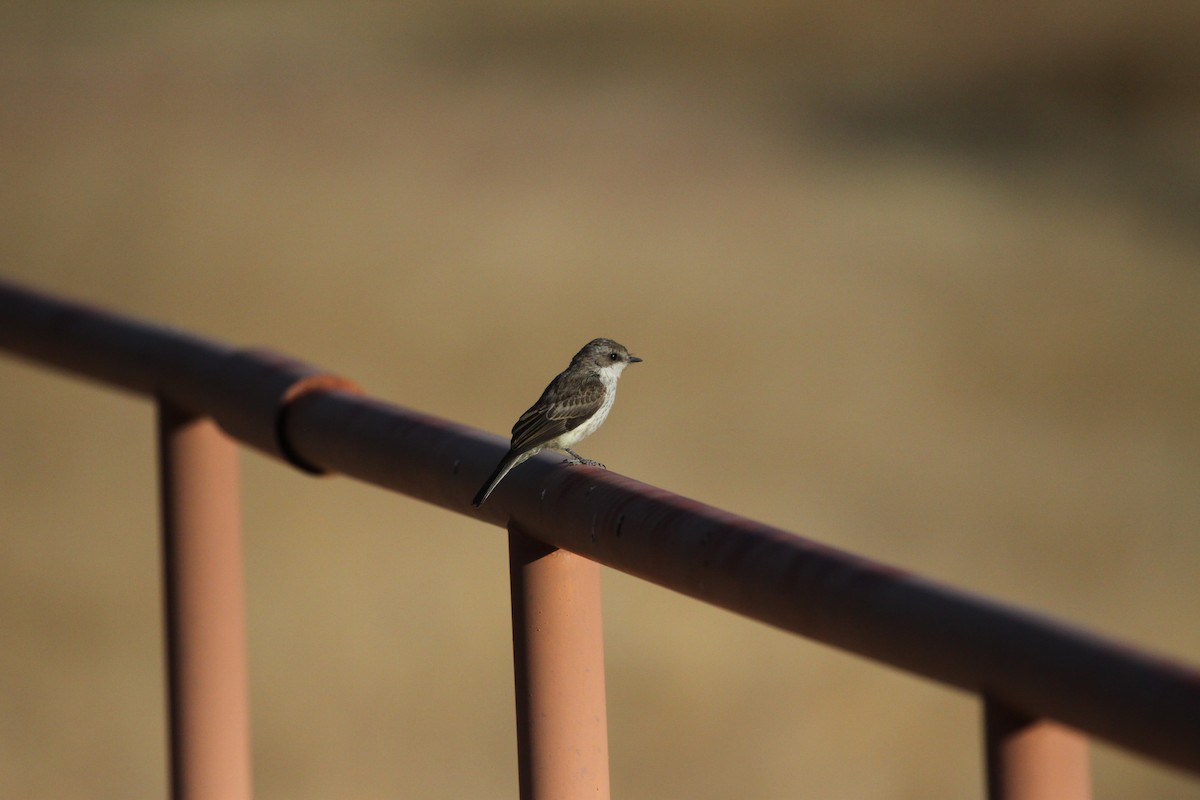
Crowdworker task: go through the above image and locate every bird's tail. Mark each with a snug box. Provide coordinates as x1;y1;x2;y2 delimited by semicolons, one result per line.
472;450;530;507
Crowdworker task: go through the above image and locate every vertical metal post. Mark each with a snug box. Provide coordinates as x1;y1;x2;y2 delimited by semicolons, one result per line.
158;399;253;800
509;523;611;800
985;696;1091;800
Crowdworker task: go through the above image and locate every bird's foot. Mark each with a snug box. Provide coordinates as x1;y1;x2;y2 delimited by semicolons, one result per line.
563;449;606;469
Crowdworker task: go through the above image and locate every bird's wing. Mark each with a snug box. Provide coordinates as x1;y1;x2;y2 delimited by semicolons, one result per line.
509;373;605;452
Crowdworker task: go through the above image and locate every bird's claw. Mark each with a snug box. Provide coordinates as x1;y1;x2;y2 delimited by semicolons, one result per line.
562;456;606;469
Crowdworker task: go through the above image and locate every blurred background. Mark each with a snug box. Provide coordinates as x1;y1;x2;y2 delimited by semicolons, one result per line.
1;1;1198;797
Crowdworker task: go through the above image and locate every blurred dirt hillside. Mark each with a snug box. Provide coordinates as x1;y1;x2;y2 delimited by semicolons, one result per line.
2;2;1199;798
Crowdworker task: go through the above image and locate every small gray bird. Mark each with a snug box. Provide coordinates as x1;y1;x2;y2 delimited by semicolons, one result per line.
472;338;642;507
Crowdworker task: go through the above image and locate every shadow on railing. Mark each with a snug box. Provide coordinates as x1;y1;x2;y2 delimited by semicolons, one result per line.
2;277;1197;800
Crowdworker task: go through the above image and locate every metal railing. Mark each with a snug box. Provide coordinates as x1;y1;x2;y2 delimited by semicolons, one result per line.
2;277;1198;800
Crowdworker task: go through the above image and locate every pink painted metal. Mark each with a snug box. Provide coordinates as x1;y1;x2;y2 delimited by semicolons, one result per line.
0;279;359;471
509;524;611;800
2;278;1200;782
986;696;1091;800
158;400;253;800
283;391;1200;777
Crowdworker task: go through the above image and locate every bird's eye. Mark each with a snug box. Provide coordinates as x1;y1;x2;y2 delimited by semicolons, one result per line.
609;352;619;360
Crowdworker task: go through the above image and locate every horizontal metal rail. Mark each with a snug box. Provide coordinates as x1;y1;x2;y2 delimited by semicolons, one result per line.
2;277;1199;783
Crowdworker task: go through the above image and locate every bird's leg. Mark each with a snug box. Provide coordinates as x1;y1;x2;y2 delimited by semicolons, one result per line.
563;448;606;468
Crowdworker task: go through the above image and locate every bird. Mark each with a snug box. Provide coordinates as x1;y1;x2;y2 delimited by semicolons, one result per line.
472;338;642;507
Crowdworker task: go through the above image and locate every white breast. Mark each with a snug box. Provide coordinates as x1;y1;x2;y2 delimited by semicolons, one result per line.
554;363;622;448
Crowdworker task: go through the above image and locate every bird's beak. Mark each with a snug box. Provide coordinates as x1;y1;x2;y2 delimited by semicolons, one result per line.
628;355;643;363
